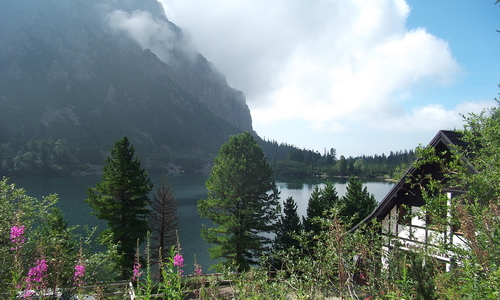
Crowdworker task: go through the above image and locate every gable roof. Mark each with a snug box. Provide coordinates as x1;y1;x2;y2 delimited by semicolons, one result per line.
350;130;467;232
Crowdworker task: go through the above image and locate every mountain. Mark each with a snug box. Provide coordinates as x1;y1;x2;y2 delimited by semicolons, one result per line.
0;0;253;175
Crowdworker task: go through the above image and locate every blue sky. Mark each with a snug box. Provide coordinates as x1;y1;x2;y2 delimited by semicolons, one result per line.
405;1;498;109
156;0;499;156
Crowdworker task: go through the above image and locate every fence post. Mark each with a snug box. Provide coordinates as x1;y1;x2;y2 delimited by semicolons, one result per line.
128;282;136;300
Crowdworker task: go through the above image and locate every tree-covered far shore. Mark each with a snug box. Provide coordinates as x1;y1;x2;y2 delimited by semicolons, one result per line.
260;139;415;180
0;131;415;180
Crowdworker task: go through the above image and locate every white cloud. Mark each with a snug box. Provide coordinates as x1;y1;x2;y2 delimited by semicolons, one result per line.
160;0;460;124
378;104;461;131
107;9;194;63
158;0;495;154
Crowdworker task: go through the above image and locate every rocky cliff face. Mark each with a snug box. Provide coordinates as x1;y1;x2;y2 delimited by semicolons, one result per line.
0;0;253;174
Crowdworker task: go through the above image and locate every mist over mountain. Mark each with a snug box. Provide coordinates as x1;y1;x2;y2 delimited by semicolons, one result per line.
0;0;253;175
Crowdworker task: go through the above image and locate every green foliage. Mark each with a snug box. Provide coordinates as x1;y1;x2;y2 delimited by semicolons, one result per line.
272;160;311;177
459;106;500;203
431;106;500;298
0;136;99;176
86;136;153;279
229;267;290;299
288;148;305;162
259;138;302;162
339;175;377;227
36;207;80;291
157;246;185;300
338;155;347;175
268;142;416;178
83;228;122;284
382;248;442;300
274;197;302;252
198;131;280;272
303;182;339;235
231;216;386;299
0;178;57;295
395;105;500;299
0;178;121;298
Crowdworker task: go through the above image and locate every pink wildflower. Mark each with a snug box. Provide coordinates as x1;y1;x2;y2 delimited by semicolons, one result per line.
132;261;142;281
173;254;184;267
27;259;48;283
74;265;85;278
10;225;26;249
24;259;48;296
194;264;203;276
74;265;85;285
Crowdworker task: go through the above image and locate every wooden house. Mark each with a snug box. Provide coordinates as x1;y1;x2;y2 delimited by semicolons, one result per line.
351;130;473;270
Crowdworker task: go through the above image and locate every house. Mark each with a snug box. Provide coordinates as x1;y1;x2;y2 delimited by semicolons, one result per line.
351;130;474;270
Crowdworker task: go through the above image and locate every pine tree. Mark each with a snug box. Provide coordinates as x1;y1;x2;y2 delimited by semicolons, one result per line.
198;131;280;272
274;197;302;251
303;182;339;235
340;175;377;227
338;155;347;175
86;136;153;279
149;175;179;261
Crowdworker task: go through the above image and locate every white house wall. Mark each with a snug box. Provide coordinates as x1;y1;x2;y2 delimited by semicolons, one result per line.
380;203;467;269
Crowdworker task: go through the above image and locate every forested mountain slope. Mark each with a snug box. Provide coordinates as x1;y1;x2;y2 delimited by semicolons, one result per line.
0;0;252;175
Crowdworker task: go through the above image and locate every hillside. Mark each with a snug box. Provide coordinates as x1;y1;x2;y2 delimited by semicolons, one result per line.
0;0;253;175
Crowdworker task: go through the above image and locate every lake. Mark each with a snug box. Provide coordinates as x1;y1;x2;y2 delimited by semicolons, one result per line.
8;173;394;274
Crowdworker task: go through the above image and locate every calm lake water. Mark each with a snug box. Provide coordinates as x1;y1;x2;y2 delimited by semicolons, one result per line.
9;173;394;273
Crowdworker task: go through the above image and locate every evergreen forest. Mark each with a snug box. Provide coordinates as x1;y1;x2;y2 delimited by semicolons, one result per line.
261;139;415;179
0;131;416;180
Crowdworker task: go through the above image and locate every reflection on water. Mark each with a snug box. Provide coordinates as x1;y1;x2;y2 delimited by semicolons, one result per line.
9;173;394;273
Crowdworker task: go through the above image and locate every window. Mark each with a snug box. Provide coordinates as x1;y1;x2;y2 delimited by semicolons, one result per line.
398;204;411;225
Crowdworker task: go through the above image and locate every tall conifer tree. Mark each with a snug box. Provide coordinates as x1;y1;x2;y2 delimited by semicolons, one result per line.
198;131;280;272
303;182;339;235
86;136;153;279
340;176;377;227
275;197;302;251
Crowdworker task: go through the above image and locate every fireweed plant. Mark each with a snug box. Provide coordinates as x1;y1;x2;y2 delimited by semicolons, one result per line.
10;223;26;298
1;179;54;296
72;245;86;298
131;238;153;300
2;179;122;298
9;226;89;299
10;225;26;249
23;259;49;298
158;245;184;299
191;258;209;299
131;234;185;299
